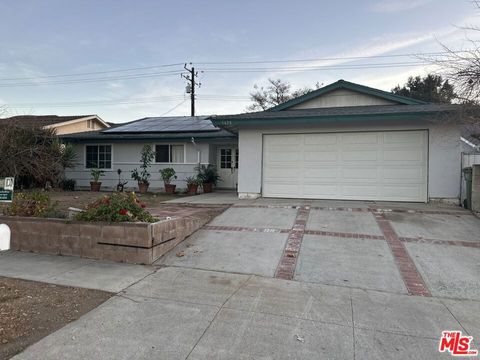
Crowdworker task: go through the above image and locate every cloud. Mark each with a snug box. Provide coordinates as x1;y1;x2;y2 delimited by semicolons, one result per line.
371;0;433;13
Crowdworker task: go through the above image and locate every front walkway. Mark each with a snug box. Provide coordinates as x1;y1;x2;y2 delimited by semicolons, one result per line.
0;251;154;292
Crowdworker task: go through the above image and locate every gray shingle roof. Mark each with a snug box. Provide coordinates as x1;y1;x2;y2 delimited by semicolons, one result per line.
212;104;461;121
0;115;94;127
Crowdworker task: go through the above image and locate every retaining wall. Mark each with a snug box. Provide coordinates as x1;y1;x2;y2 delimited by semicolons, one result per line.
0;208;223;264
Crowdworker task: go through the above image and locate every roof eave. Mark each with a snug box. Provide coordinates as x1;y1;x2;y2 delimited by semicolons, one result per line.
212;110;453;129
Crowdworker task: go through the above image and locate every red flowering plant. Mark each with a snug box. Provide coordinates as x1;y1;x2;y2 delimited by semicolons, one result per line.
75;192;156;223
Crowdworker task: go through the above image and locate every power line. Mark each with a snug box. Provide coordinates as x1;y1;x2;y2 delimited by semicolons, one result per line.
0;49;468;85
0;62;184;81
3;94;251;108
200;61;430;74
160;100;188;115
6;97;187;109
193;50;469;65
0;70;184;87
0;61;430;87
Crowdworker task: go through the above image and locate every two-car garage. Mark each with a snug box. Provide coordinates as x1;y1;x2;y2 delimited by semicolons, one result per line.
262;130;428;202
213;80;461;203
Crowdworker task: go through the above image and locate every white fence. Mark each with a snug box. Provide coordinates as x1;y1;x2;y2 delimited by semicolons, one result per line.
461;152;480;206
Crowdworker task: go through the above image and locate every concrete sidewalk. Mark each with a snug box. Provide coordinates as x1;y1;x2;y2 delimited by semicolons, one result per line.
0;251;154;292
11;266;477;359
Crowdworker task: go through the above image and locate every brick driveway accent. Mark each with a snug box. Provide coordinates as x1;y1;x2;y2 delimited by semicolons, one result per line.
372;211;431;297
203;225;290;233
304;229;385;240
275;206;311;280
399;236;480;248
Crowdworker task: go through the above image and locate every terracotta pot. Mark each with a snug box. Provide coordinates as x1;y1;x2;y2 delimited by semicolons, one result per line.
186;183;198;195
138;181;149;194
165;183;176;194
202;182;213;193
90;182;101;192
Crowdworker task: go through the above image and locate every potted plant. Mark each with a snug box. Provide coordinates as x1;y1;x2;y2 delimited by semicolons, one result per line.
160;168;177;194
131;144;155;193
196;164;221;193
90;169;105;192
185;175;201;195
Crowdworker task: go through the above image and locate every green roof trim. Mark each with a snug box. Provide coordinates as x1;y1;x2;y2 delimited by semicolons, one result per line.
211;110;451;128
268;79;427;111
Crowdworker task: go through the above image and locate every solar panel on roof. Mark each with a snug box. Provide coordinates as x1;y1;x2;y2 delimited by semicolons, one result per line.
103;116;219;133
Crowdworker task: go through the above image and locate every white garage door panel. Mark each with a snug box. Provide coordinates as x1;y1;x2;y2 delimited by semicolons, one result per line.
303;184;340;196
262;131;428;202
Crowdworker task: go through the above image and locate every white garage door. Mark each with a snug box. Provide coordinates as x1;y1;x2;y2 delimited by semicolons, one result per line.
262;131;428;202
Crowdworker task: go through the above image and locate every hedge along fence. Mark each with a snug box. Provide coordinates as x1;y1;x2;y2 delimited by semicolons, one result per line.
0;209;223;264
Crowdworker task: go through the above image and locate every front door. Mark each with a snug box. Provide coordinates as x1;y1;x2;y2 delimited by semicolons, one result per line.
217;146;238;189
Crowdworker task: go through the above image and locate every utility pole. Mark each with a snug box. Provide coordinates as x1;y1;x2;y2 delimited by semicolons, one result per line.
181;63;201;116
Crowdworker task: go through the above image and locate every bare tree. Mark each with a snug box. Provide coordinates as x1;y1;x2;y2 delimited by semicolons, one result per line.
247;79;321;111
425;2;480;104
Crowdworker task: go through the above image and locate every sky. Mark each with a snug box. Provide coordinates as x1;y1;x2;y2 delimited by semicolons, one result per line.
0;0;478;123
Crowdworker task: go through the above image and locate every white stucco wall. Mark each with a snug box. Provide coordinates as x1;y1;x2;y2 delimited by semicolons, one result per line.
65;141;211;190
237;119;461;202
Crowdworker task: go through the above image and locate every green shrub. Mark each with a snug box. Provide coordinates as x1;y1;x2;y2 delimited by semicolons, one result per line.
75;192;156;223
90;169;105;183
60;178;76;191
160;168;177;184
4;191;56;217
195;164;221;185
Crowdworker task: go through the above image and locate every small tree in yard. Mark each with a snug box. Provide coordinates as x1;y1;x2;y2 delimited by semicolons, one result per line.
131;144;155;193
0;123;77;188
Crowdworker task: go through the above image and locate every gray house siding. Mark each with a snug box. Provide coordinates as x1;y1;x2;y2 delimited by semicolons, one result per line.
66;141;211;190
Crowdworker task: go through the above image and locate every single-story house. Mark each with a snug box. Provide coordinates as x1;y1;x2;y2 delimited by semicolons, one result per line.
0;114;110;135
63;80;466;203
211;80;464;203
61;116;238;190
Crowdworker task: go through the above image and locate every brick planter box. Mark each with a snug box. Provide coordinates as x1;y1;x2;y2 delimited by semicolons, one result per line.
0;210;221;264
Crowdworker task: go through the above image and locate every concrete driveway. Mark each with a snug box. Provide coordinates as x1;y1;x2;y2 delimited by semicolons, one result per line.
4;196;480;359
161;199;480;300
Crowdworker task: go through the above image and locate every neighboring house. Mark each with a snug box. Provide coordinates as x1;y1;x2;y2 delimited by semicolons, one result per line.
61;116;237;190
461;124;480;153
212;79;464;203
0;115;109;135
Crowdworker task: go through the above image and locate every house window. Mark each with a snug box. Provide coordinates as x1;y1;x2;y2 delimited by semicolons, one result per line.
220;148;232;169
86;145;112;169
155;144;184;163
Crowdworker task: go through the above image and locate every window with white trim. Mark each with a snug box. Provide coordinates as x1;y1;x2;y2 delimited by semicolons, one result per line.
155;144;184;163
86;145;112;169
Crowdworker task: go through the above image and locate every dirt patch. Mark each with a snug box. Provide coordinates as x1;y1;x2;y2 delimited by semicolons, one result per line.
48;190;181;215
0;277;112;359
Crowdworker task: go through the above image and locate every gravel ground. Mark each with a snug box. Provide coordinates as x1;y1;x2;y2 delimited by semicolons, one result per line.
0;277;112;359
